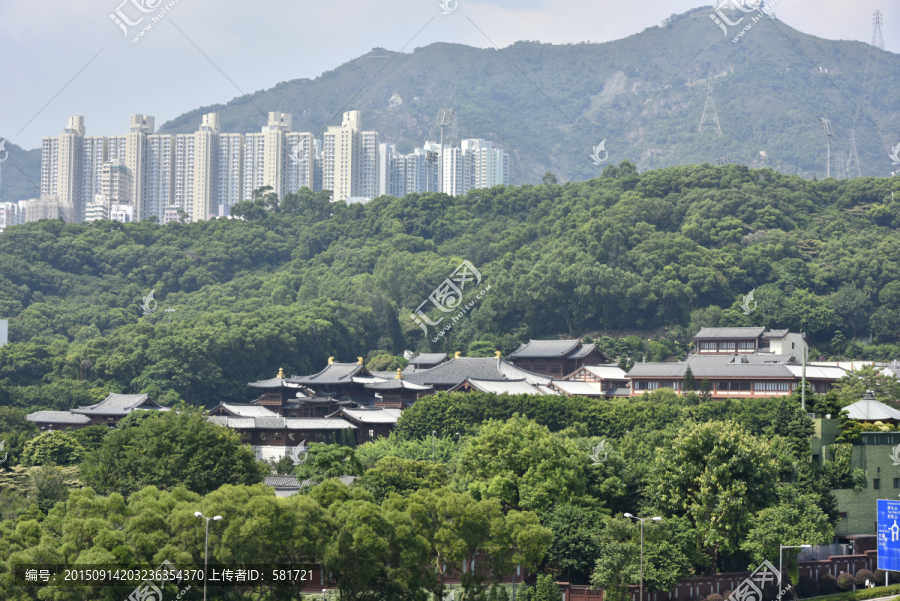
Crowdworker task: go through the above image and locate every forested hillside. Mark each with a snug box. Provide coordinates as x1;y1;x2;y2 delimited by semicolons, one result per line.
0;162;898;410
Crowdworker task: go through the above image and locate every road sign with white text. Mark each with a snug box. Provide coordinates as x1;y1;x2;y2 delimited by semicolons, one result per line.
877;499;900;570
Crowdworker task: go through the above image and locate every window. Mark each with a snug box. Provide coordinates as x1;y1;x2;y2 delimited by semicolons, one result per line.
874;479;881;490
759;340;770;349
274;432;282;441
368;429;374;439
719;341;736;350
737;341;755;350
635;381;658;390
754;382;790;392
550;365;562;374
722;381;751;391
700;341;715;350
893;478;899;489
839;512;848;520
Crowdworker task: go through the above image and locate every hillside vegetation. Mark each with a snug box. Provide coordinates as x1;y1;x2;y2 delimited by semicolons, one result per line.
0;162;898;409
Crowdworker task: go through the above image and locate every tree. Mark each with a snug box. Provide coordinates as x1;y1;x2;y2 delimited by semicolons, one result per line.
647;420;784;572
320;499;393;601
533;573;562;601
69;425;110;452
699;378;711;402
542;503;604;584
542;172;558;185
21;431;85;466
741;489;833;582
80;408;264;496
831;365;900;408
294;444;363;485
682;366;696;392
456;415;586;513
357;456;448;502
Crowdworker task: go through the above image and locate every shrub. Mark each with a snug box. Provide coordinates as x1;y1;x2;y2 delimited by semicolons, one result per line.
797;576;820;597
837;572;855;590
706;594;724;601
855;569;876;588
872;569;887;586
818;573;838;594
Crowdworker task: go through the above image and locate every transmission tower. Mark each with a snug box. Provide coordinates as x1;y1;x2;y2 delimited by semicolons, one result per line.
698;78;722;136
837;150;847;180
872;10;885;50
847;130;863;178
819;118;835;178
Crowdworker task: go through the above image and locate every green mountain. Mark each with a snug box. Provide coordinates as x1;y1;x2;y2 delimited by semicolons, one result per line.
0;164;899;409
3;6;897;203
157;5;900;183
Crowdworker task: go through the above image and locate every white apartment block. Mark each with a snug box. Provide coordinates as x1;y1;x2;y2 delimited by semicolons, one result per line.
285;132;316;194
83;201;109;222
145;134;176;222
0;201;29;231
100;161;133;205
36;110;511;222
218;134;243;207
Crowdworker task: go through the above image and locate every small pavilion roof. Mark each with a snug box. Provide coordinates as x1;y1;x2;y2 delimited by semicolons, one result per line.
27;411;91;425
843;392;900;422
71;393;167;416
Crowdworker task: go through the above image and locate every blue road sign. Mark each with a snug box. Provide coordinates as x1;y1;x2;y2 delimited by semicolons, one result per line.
878;499;900;570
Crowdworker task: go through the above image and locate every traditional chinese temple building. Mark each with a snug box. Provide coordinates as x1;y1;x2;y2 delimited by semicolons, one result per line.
27;393;169;430
507;340;608;377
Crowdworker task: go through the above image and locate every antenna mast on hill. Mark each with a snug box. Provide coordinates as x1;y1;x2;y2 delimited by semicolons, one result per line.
698;78;723;136
872;10;885;50
847;130;863;178
818;118;835;178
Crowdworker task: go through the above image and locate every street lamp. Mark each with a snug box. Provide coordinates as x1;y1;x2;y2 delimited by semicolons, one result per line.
779;544;812;583
195;511;223;601
624;513;663;601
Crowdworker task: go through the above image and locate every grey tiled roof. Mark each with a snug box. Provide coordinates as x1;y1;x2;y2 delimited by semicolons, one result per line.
551;381;605;396
207;416;356;430
328;408;402;424
463;379;546;395
264;475;299;488
71;393;161;416
247;377;304;389
214;403;279;417
844;398;900;421
27;411;91;425
509;340;581;358
364;379;433;391
288;363;367;384
694;327;766;340
409;353;448;365
567;344;600;359
628;355;795;378
763;329;790;339
577;365;628;379
405;358;551;386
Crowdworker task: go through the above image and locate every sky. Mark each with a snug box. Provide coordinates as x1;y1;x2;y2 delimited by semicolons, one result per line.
0;0;896;150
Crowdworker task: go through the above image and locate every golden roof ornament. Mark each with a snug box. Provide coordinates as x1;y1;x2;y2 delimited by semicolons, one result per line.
454;351;461;359
277;367;285;379
395;368;403;379
495;351;502;358
357;356;364;365
328;357;334;365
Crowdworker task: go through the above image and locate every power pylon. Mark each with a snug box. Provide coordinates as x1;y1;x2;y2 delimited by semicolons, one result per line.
837;150;846;180
698;78;723;136
819;118;835;178
872;10;885;50
847;130;863;178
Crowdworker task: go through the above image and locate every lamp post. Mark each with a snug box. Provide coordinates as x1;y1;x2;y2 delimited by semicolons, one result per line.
624;513;663;601
195;511;223;601
779;544;812;585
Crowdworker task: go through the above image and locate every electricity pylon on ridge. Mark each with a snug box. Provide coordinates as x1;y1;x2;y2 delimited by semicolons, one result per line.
837;150;847;180
698;78;723;136
847;130;863;178
819;118;835;178
872;10;885;50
